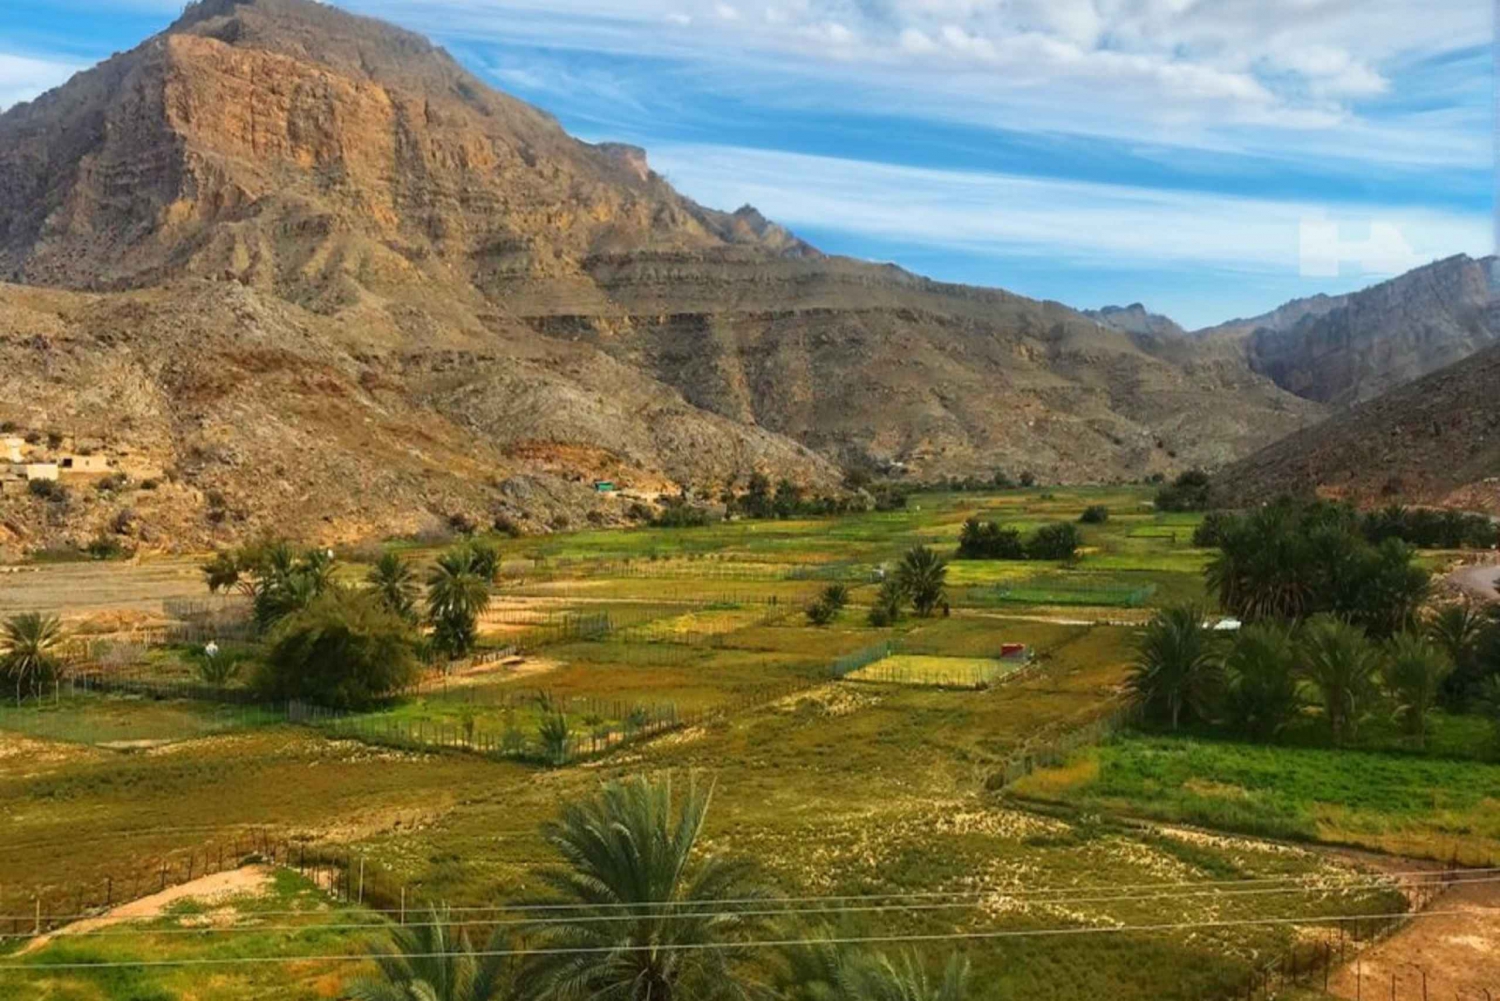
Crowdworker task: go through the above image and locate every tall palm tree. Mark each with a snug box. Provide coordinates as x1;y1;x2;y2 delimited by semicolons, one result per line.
1300;615;1382;745
1382;633;1452;749
1221;622;1303;742
1;612;64;705
1427;603;1488;708
1126;606;1220;731
514;773;772;1001
840;951;970;1001
896;546;947;618
426;547;493;659
369;551;420;623
349;905;509;1001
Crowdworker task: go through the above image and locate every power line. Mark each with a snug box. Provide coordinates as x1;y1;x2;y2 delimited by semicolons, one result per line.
10;873;1478;942
5;865;1481;923
4;907;1497;972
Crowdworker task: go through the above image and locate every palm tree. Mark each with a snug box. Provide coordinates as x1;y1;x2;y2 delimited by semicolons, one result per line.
1427;603;1488;708
840;951;970;1001
1221;622;1303;742
896;546;947;618
369;551;420;623
426;547;493;659
349;905;509;1001
1300;615;1382;745
2;612;64;705
1382;633;1453;749
514;773;772;1001
1126;606;1220;731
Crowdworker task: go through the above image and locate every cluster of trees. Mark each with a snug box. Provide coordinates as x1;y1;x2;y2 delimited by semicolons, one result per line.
351;773;971;1001
956;519;1081;562
728;473;886;520
1154;469;1212;512
1129;605;1500;748
1203;500;1430;638
201;539;501;708
1358;505;1499;551
869;546;949;626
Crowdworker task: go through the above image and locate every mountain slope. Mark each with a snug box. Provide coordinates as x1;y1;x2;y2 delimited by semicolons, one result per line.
1219;343;1500;515
1201;256;1500;406
0;0;1322;552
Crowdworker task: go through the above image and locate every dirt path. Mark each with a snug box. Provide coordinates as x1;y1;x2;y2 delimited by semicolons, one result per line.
1327;878;1500;999
20;864;277;954
1448;562;1500;602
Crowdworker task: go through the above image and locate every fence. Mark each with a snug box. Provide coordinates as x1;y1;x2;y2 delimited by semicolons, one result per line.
968;576;1158;609
991;699;1143;787
1237;865;1478;1001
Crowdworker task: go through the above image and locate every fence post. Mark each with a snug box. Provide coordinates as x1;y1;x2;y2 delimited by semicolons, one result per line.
358;857;365;904
34;897;40;936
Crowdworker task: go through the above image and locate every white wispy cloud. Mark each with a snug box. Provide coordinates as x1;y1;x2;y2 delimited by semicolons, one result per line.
0;52;81;111
345;0;1489;169
650;143;1490;276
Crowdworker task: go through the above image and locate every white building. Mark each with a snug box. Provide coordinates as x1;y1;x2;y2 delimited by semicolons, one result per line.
1;437;23;463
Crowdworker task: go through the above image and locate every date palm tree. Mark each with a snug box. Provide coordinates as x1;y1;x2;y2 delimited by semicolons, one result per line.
514;773;772;1001
2;612;64;705
896;546;947;618
1427;603;1488;708
840;951;970;1001
1126;606;1221;731
369;551;420;623
1382;633;1452;749
1221;622;1303;742
1301;615;1382;746
349;904;509;1001
426;546;493;659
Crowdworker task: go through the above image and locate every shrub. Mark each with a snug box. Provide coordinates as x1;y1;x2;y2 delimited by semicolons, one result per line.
1019;471;1037;488
492;513;524;538
1192;512;1230;548
27;479;66;502
652;500;713;528
805;600;837;626
1382;633;1453;749
538;713;573;766
84;534;127;561
957;519;1025;560
1026;523;1082;562
868;578;905;627
1079;505;1109;524
1155;469;1212;512
255;588;420;709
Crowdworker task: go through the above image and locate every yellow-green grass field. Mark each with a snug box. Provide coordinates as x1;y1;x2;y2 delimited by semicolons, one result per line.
2;486;1484;1001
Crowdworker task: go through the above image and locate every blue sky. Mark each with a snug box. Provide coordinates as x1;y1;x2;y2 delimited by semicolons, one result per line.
0;0;1493;327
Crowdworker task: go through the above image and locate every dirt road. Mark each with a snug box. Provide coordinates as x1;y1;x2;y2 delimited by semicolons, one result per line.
1448;562;1500;602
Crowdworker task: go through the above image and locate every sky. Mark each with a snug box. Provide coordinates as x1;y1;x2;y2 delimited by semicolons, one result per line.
0;0;1493;327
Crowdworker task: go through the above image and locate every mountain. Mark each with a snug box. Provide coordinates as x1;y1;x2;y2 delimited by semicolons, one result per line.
1085;304;1187;339
1219;341;1500;515
1201;255;1500;407
0;0;1320;552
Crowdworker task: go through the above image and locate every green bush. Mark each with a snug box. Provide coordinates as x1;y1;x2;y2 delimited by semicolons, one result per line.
1155;469;1211;512
1079;505;1109;524
255;589;420;709
1026;523;1082;562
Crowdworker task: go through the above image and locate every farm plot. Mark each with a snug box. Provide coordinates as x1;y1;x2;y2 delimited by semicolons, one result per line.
845;653;1024;688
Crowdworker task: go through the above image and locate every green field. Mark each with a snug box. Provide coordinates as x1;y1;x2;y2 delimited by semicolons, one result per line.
1011;734;1500;864
1;486;1477;1000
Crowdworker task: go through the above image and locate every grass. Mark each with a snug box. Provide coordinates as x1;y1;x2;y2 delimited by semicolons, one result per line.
1011;733;1500;864
6;485;1467;1001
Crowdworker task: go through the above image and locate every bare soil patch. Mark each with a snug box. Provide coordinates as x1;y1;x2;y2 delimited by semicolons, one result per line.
20;864;278;954
1327;878;1500;1000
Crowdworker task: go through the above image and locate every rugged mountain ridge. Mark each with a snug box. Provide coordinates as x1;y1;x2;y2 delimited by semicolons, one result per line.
0;0;1323;551
1220;340;1500;515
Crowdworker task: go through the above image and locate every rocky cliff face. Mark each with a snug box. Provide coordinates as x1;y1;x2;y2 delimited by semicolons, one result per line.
0;0;1324;551
1214;256;1500;406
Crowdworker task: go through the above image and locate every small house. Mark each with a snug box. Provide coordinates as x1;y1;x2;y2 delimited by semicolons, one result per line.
1;437;23;463
23;462;59;482
60;454;110;475
593;480;617;493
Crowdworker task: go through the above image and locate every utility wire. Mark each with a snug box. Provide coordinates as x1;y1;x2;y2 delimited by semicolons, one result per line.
4;907;1497;972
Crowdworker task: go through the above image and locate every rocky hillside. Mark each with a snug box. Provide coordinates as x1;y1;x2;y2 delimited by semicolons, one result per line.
0;0;1321;553
1219;342;1500;515
1206;255;1500;406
